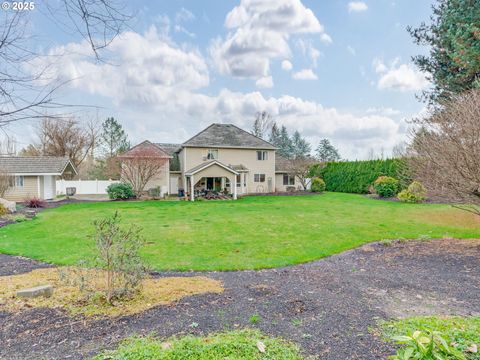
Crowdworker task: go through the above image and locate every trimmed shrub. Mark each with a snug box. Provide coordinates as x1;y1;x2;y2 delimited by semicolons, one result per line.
106;182;135;200
311;159;407;194
25;197;47;208
311;177;326;192
373;176;399;197
398;181;427;203
0;203;7;216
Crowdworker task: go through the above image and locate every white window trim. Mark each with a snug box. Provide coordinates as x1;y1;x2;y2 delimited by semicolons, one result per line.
207;149;218;160
256;150;268;161
15;175;24;187
254;173;266;183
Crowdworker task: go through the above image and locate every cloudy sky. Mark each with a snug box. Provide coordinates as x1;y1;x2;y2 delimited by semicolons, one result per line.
14;0;433;159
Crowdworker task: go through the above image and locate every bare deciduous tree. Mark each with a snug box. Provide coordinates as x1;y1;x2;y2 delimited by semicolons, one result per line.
1;1;130;126
251;111;273;140
31;118;99;169
118;149;168;196
407;89;480;216
285;156;316;191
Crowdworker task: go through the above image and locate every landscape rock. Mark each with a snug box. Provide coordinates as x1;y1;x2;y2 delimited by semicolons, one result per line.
0;198;16;213
17;285;53;298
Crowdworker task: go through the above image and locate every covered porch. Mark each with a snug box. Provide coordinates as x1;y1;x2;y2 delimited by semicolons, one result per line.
185;160;240;201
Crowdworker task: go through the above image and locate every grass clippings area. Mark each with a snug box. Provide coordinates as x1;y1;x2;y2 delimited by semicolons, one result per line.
0;267;223;317
90;329;302;360
381;316;480;359
0;193;479;271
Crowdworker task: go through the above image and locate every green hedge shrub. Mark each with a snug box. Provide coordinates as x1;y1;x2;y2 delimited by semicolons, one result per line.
310;177;326;192
311;159;404;194
373;176;399;197
107;182;135;200
397;181;427;203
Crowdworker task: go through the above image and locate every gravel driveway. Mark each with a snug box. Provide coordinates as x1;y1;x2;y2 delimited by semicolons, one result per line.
1;238;479;359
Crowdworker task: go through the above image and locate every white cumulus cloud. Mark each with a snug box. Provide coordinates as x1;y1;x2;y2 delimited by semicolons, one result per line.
255;76;274;88
292;69;318;80
26;27;407;160
348;1;368;12
281;60;293;71
373;58;429;92
209;0;329;79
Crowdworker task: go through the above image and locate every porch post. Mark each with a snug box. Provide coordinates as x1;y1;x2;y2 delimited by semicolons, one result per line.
190;175;195;202
233;175;237;200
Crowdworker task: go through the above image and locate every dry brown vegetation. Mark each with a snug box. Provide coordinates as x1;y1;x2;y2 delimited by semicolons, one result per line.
408;90;480;216
0;268;223;317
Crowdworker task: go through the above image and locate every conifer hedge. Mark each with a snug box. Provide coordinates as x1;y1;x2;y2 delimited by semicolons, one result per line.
311;159;404;194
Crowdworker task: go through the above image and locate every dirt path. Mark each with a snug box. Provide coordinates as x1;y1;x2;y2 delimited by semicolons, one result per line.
1;238;479;359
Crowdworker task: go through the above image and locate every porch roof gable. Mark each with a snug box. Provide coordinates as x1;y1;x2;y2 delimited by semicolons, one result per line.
185;160;239;176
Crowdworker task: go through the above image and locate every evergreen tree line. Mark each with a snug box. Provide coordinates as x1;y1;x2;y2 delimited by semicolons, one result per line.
252;112;341;162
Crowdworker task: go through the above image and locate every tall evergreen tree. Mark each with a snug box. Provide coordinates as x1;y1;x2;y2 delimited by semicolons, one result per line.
316;138;340;162
408;0;480;104
291;130;311;158
277;125;293;158
101;117;130;157
269;122;281;146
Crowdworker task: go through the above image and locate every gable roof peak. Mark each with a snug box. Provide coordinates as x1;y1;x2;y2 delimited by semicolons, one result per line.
182;123;276;149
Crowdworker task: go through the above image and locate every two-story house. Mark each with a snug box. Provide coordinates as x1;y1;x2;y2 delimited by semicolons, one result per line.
123;123;299;200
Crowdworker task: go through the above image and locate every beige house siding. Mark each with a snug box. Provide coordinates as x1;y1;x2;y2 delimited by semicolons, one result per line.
275;173;302;192
4;176;40;201
143;161;169;191
120;160;170;193
179;147;275;194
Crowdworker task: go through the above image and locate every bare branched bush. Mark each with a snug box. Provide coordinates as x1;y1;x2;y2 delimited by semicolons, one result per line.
93;211;146;304
408;89;480;215
0;171;12;198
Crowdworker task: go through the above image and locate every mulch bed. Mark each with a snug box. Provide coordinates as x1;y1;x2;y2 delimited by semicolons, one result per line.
1;238;479;360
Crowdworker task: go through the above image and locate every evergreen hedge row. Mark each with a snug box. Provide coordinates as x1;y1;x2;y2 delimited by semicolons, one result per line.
311;159;404;194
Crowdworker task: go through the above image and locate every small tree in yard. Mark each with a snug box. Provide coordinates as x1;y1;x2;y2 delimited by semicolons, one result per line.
285;156;316;191
93;211;146;304
408;89;480;216
0;171;12;198
118;144;168;196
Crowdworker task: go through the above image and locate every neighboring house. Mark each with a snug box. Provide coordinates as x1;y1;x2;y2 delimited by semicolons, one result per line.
123;123;305;200
0;157;77;201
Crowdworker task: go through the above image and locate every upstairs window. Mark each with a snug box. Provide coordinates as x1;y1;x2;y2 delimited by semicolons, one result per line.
254;174;266;182
256;150;268;160
207;149;218;160
283;174;295;186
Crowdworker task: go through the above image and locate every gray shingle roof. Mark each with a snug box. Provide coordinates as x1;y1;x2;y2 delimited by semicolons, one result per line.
182;124;276;149
0;156;75;174
275;155;290;172
155;143;182;156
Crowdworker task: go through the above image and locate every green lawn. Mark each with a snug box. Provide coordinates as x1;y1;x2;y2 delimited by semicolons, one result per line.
90;329;301;359
0;193;478;271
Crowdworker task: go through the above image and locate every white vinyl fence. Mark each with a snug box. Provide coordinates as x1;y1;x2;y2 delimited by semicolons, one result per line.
56;179;120;195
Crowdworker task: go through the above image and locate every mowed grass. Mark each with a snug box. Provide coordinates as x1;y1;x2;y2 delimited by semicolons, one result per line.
0;193;478;271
